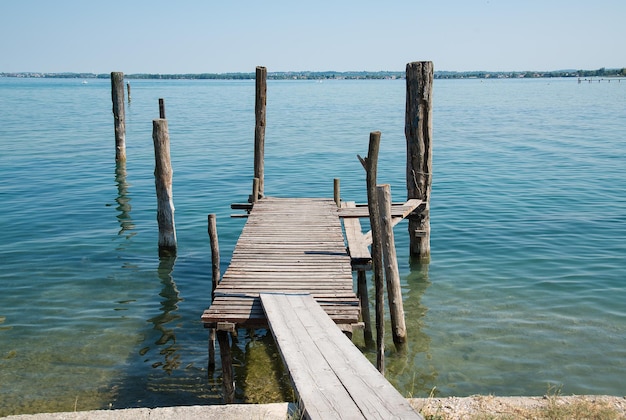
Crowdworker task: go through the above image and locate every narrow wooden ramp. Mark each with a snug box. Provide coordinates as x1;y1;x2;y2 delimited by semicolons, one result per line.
260;293;422;420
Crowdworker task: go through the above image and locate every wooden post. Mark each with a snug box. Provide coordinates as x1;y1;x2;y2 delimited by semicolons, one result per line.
207;214;220;299
207;214;220;371
334;178;341;207
159;98;166;119
152;118;177;256
217;330;235;403
254;66;267;198
111;72;126;162
377;184;407;346
405;61;433;262
357;270;374;348
126;82;131;103
364;131;385;373
250;177;260;204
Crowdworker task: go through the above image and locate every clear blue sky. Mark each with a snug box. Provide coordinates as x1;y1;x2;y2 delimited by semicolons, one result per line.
1;0;623;73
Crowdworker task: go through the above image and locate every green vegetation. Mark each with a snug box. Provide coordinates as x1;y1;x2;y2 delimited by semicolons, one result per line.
2;67;625;80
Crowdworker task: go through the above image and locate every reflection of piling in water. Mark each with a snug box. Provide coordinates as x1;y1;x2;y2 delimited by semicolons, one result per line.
114;161;134;238
146;255;182;375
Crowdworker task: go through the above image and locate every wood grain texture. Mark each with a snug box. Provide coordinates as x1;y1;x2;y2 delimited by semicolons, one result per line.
201;197;359;329
260;293;422;420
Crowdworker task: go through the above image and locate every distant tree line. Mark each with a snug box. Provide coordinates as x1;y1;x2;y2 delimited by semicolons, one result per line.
2;68;625;80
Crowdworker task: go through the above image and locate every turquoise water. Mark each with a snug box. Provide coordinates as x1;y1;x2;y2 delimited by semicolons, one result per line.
0;76;624;415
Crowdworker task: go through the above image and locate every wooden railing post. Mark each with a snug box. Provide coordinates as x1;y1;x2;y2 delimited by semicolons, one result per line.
405;61;433;262
254;66;267;199
111;72;126;162
334;178;341;207
377;184;407;346
364;131;385;373
152;118;177;256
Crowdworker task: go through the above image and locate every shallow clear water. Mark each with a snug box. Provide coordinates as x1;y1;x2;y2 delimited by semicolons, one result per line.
0;76;624;415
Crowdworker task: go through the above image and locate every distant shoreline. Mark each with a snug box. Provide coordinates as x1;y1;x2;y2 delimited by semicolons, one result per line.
1;67;625;80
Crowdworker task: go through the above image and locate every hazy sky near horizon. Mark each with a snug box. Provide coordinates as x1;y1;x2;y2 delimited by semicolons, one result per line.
1;0;624;73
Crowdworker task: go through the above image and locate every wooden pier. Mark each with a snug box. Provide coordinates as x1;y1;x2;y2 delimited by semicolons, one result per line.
201;197;421;419
200;61;432;419
201;197;360;330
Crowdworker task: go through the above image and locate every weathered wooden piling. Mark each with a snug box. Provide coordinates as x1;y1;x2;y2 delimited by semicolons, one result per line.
254;66;267;199
159;98;166;119
111;72;126;162
405;61;433;262
250;177;260;204
364;131;385;373
377;184;407;346
207;214;220;370
126;82;131;103
334;178;341;207
152;118;177;256
357;270;374;348
216;330;235;403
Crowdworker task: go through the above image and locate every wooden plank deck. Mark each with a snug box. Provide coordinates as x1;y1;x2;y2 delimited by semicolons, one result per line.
260;293;422;420
201;197;360;329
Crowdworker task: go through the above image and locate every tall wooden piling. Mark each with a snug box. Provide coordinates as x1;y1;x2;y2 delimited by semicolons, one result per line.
405;61;433;262
207;214;220;370
126;82;131;103
111;72;126;162
364;131;385;373
377;184;407;346
334;178;341;207
152;118;177;256
254;66;267;199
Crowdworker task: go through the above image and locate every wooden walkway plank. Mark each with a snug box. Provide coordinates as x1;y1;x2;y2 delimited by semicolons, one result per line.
261;293;422;420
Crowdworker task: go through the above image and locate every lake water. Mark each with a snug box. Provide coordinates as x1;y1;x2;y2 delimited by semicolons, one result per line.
0;76;624;416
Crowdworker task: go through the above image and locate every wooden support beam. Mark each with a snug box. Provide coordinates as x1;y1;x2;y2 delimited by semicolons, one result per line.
216;330;235;403
377;184;407;346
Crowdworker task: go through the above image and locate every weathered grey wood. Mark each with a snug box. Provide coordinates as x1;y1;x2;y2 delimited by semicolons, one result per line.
110;72;126;162
159;98;166;119
201;198;359;328
261;293;422;420
377;184;407;345
207;213;220;371
207;214;220;299
126;82;131;103
152;119;177;255
250;177;259;204
361;199;422;246
406;61;433;261
337;199;422;219
254;66;267;198
341;201;371;269
334;178;340;207
357;270;374;348
364;131;385;373
216;330;235;403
